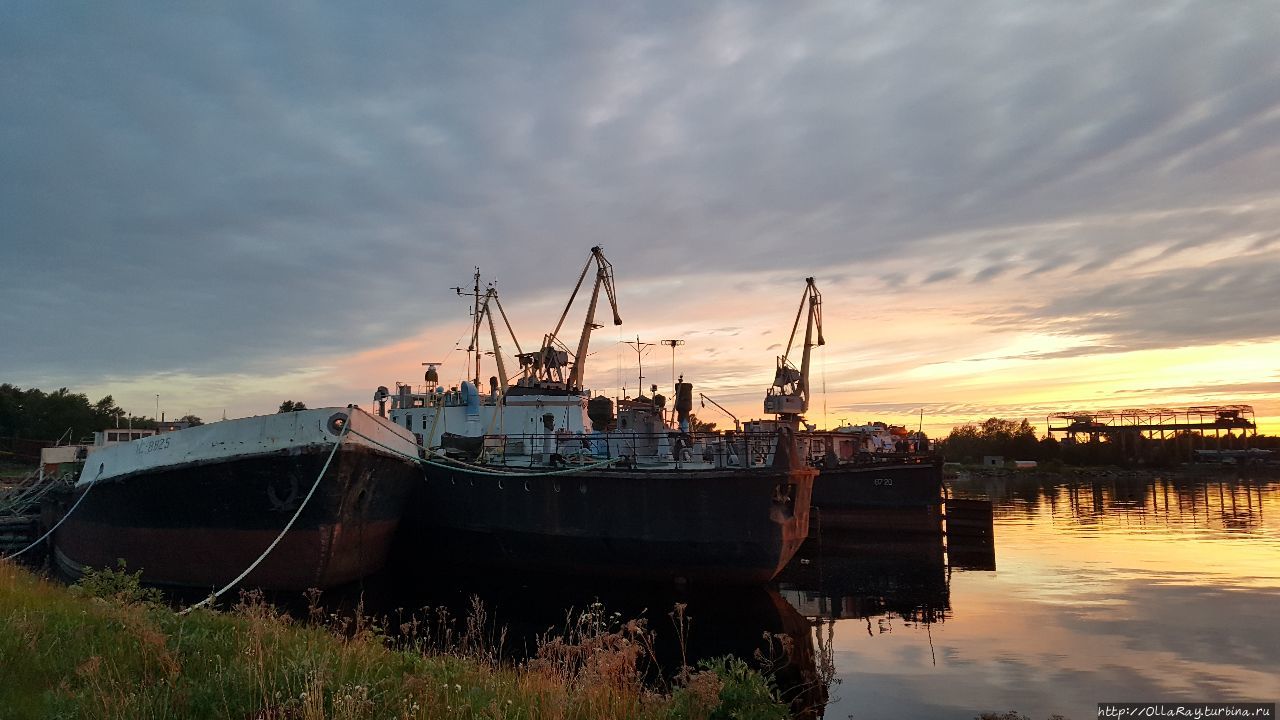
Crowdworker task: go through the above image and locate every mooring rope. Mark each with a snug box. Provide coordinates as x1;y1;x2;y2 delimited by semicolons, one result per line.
1;467;103;562
345;427;622;477
180;418;351;615
422;454;621;477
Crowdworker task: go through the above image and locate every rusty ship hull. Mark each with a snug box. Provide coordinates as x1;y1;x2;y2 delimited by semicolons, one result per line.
53;408;421;591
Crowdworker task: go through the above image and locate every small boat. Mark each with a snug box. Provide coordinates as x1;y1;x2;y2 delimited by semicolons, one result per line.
53;406;421;591
801;427;944;509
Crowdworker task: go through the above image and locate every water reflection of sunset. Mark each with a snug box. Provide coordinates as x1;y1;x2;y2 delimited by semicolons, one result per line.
815;476;1280;720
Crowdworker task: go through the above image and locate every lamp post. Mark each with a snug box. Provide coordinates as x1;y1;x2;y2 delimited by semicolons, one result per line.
661;339;684;391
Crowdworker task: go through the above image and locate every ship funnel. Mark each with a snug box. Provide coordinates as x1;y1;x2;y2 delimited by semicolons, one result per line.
675;382;694;431
588;396;615;431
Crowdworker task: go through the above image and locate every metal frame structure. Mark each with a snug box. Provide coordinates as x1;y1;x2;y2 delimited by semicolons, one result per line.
1046;405;1258;461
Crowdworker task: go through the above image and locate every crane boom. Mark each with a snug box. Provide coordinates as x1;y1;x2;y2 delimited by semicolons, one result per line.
523;246;622;391
763;277;824;418
481;290;509;391
568;247;621;390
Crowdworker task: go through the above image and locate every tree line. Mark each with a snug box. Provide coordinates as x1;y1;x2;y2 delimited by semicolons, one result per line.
0;384;203;443
937;418;1054;463
937;416;1278;466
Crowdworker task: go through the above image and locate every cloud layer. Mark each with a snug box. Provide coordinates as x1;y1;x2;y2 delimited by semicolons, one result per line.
3;2;1279;424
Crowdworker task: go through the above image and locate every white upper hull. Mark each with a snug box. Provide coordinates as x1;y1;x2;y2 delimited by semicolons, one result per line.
76;407;419;488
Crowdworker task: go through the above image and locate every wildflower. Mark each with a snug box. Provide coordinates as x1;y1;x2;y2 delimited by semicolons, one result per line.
455;684;462;692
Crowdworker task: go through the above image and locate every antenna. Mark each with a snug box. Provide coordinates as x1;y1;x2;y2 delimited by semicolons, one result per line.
624;336;655;397
661;339;684;392
451;267;484;388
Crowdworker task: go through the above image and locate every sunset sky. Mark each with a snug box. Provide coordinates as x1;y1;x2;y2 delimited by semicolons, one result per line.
4;3;1278;437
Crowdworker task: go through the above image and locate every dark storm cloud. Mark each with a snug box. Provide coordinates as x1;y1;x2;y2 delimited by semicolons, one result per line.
3;1;1279;384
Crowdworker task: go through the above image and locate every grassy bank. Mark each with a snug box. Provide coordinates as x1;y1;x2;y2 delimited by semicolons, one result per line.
0;562;789;720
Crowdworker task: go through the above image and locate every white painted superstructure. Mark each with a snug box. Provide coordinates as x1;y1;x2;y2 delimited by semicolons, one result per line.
386;382;590;447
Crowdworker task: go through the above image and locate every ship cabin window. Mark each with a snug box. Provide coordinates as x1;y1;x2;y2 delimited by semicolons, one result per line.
421;415;429;430
405;414;413;430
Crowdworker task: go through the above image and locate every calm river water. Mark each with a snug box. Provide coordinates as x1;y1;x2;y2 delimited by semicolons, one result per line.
341;469;1280;719
808;470;1280;719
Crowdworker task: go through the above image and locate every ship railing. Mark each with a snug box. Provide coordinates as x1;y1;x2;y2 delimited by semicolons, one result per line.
798;430;938;465
453;428;796;471
391;386;506;411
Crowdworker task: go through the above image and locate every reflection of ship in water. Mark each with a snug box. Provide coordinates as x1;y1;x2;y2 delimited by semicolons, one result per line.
778;530;950;625
318;569;832;719
777;507;998;627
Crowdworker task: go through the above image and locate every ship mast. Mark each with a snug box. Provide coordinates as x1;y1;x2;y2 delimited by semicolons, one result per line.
452;267;484;388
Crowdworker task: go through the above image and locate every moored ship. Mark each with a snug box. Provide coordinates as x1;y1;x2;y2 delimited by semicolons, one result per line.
53;406;421;591
378;248;815;585
403;427;814;585
800;426;944;510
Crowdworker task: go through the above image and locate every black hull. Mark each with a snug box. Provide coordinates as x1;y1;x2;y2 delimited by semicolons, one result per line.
402;462;815;585
54;445;419;591
812;458;944;508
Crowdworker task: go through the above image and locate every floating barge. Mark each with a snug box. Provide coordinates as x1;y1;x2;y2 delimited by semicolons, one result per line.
53;407;421;591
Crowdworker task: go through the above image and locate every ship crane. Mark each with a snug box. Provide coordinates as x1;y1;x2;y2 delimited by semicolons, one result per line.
520;246;622;391
764;277;824;421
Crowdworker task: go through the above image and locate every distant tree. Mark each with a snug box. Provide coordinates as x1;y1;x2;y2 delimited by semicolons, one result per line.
1037;436;1061;460
176;414;204;426
687;413;718;433
0;384;160;440
939;417;1044;463
277;401;307;414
